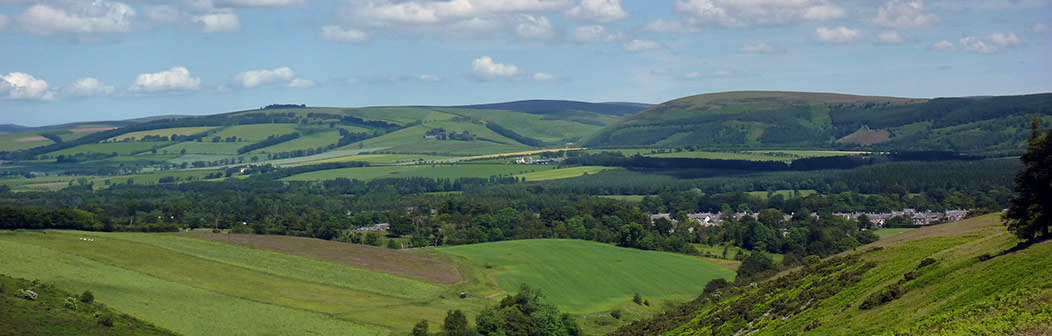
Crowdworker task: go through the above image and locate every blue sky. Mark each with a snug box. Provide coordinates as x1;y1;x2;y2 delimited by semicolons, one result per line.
1;0;1050;126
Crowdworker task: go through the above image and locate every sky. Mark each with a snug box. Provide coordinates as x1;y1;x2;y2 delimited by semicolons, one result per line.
1;0;1050;126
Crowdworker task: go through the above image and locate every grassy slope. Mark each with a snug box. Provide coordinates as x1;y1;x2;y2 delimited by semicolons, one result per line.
0;231;384;336
439;239;737;314
46;142;174;156
626;214;1052;335
105;127;217;141
0;274;176;336
282;163;556;182
515;166;620;181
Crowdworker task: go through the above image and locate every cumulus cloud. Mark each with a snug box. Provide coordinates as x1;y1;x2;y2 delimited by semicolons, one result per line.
877;30;905;44
234;67;296;88
930;40;956;51
570;24;617;42
740;42;786;53
0;72;56;101
16;1;135;36
143;5;240;32
680;69;744;80
285;78;315;88
338;0;571;38
214;0;306;7
65;78;116;97
532;73;556;81
872;1;939;29
419;74;442;82
960;32;1021;53
129;66;202;93
668;0;844;28
642;19;700;33
1033;23;1051;33
622;39;662;52
472;56;522;80
514;14;556;39
813;26;863;43
321;25;369;42
565;0;628;24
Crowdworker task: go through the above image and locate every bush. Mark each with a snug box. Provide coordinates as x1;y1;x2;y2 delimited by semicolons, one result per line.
18;288;37;301
411;320;429;336
64;297;79;310
97;312;115;327
633;292;642;305
703;278;729;296
918;257;936;268
79;290;94;303
860;284;904;310
610;309;622;320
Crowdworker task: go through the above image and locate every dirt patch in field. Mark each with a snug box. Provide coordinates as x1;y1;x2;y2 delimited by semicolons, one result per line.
837;129;891;145
15;136;48;142
182;233;465;285
70;127;117;133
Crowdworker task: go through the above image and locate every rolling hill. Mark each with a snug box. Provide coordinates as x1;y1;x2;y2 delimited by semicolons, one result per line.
583;91;1052;155
613;214;1052;335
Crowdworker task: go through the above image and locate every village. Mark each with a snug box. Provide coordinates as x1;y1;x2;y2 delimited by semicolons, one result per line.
651;208;970;229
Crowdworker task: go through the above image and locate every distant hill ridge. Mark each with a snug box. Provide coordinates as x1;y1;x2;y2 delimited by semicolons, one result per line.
583;91;1052;155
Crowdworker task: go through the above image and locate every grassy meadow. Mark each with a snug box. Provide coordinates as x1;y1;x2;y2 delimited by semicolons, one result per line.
282;163;557;182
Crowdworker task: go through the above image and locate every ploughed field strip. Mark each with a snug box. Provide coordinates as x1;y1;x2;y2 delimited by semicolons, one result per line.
180;232;465;285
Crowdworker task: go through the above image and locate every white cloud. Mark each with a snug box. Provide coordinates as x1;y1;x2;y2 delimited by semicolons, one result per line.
877;30;905;44
0;72;56;101
565;0;628;24
812;26;863;43
514;14;555;39
570;24;617;42
0;14;8;30
285;78;315;88
419;74;442;82
650;67;671;75
234;67;296;88
930;40;956;51
345;77;361;85
214;0;305;7
129;66;202;93
671;0;845;28
339;0;572;38
872;1;939;29
679;69;742;80
321;25;369;42
1033;23;1052;33
16;1;135;36
642;19;700;33
143;5;240;33
960;32;1022;53
622;39;662;52
65;78;116;97
472;56;522;80
532;73;556;81
740;42;786;53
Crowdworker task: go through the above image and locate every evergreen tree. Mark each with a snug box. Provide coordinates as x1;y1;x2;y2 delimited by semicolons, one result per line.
1003;118;1052;242
442;310;473;336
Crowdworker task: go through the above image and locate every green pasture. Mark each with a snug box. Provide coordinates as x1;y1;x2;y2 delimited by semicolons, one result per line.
873;228;915;238
435;107;614;142
438;239;736;313
283;163;555;182
47;142;174;157
161;141;246;155
0;132;55;151
210;123;300;141
346;107;457;124
251;129;341;153
106;127;217;141
312;153;455;165
515;166;619;181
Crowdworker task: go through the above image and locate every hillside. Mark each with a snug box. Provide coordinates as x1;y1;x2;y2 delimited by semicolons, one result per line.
583;91;1052;155
0;274;176;336
612;214;1052;335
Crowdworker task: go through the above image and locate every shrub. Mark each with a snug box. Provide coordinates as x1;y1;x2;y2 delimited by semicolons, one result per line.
860;284;904;310
97;312;115;327
633;292;643;305
977;253;993;262
411;320;429;336
79;290;94;303
64;297;79;310
703;278;729;296
918;257;936;268
610;309;622;320
18;288;37;301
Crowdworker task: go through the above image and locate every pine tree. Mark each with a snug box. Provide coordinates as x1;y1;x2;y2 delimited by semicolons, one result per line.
1003;118;1052;242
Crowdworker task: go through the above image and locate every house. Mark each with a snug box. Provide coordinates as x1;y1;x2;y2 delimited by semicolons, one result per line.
355;223;390;232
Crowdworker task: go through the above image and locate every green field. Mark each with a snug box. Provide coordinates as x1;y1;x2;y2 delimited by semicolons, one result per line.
47;142;174;157
0;132;55;151
160;141;246;155
0;231;386;335
210;124;301;141
439;239;736;313
106;127;217;141
348;122;533;155
873;227;915;237
283;163;557;182
515;166;619;181
251;129;341;153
